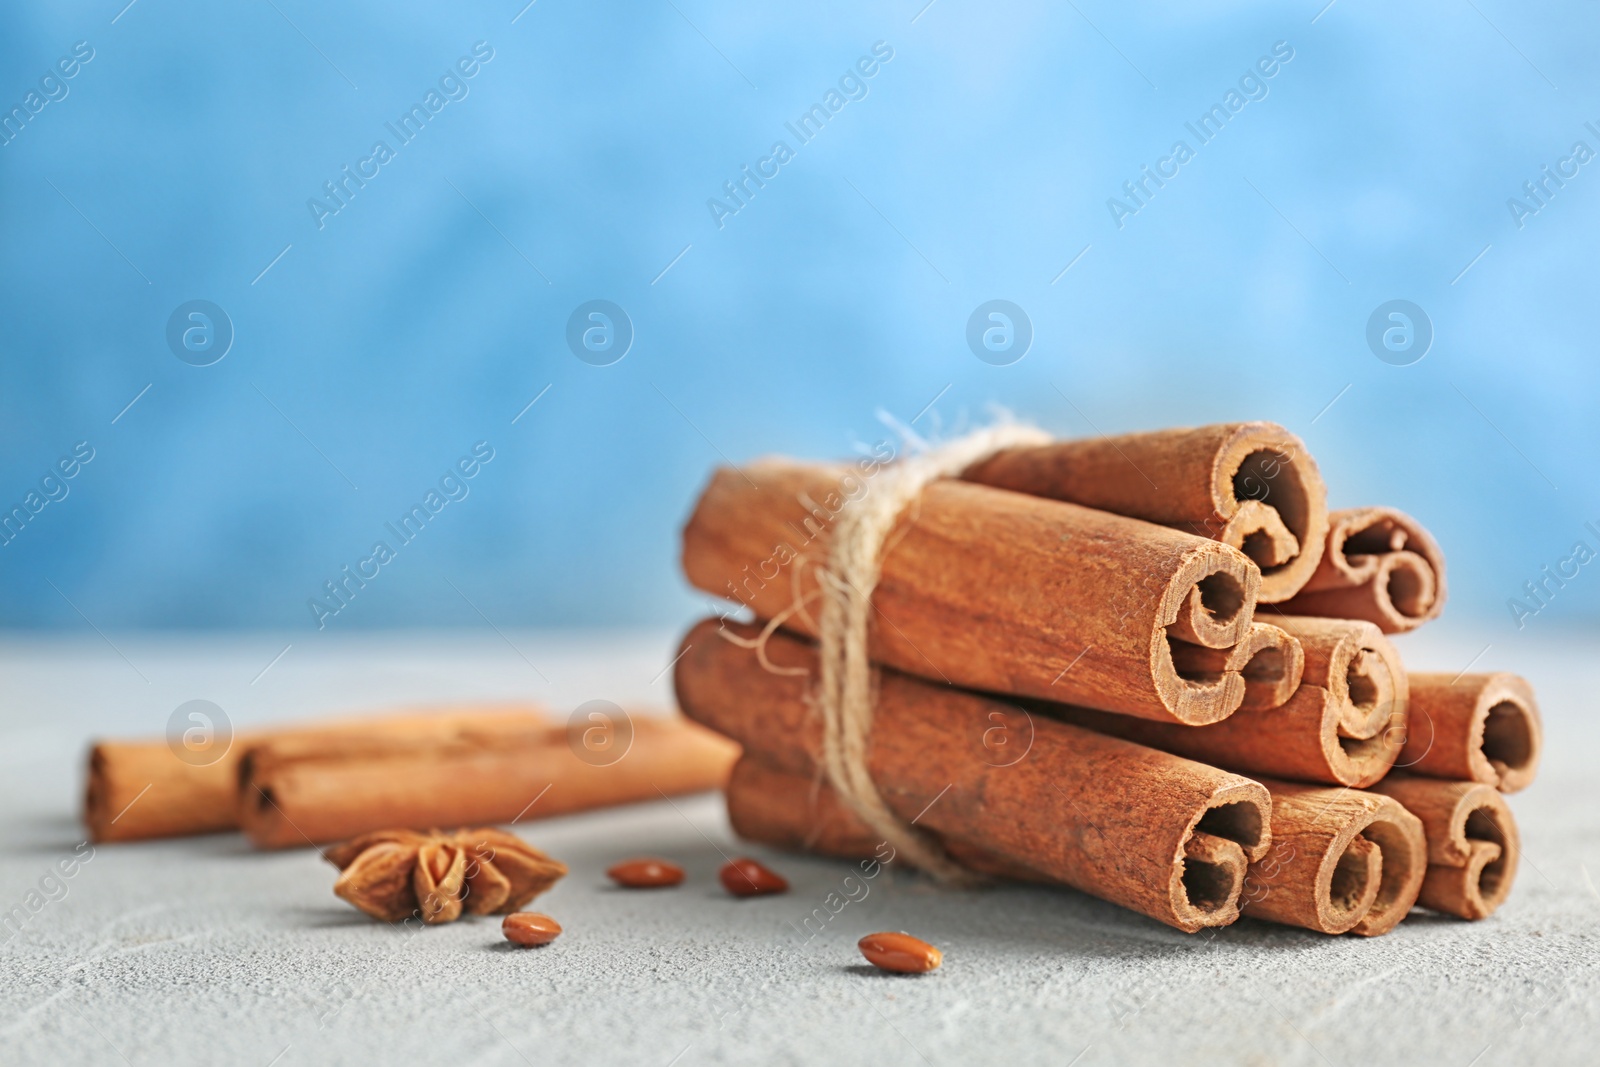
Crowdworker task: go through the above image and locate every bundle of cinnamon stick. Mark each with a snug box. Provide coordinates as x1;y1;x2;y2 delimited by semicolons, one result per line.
675;422;1542;935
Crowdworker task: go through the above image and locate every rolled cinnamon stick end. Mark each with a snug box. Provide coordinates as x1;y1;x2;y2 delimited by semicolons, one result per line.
1169;622;1304;712
964;421;1329;603
1369;777;1519;920
1043;682;1402;789
1399;673;1542;793
1419;841;1505;921
85;706;557;843
1270;616;1407;740
1242;779;1427;936
1279;507;1446;633
681;459;1259;725
677;619;1272;933
239;713;738;849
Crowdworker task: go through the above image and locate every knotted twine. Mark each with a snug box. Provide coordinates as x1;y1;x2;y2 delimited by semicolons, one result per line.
813;423;1052;883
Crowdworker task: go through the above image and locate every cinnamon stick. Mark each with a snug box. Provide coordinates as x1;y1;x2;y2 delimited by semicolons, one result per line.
1278;507;1446;633
86;705;557;843
1242;779;1426;936
725;756;1045;883
1043;682;1402;789
681;458;1260;725
962;422;1329;603
676;619;1272;933
1369;776;1519;920
1399;673;1541;793
238;713;738;849
727;755;882;860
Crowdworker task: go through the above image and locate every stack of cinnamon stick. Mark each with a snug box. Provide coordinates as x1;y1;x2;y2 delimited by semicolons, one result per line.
674;422;1542;935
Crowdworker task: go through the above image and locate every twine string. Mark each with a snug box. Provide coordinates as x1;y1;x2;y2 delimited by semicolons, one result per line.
814;423;1052;882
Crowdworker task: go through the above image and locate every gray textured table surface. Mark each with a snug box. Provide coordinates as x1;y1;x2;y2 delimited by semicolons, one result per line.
2;624;1598;1067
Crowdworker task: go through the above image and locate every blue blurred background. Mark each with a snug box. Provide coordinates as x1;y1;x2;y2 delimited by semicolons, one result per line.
2;0;1596;637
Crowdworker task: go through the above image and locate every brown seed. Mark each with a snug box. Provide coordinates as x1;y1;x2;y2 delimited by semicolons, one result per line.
719;857;788;897
606;858;685;888
502;912;562;947
858;932;942;974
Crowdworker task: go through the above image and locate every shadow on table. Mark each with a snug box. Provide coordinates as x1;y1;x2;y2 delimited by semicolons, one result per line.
3;814;94;854
842;964;939;979
289;906;391;930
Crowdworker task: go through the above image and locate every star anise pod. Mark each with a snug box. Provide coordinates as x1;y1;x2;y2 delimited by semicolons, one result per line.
327;828;567;924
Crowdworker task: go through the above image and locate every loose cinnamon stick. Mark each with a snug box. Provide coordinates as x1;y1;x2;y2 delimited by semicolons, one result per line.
1399;673;1541;793
238;713;738;849
1369;776;1519;920
1268;616;1407;739
1242;779;1426;936
1043;682;1402;789
1169;621;1303;712
1278;507;1446;633
682;458;1260;725
676;619;1272;933
86;706;556;843
962;422;1329;603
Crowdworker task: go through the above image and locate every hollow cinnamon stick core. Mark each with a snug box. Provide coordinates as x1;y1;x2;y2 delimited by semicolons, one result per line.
1181;832;1251;917
238;714;738;849
1279;507;1446;633
962;422;1329;603
1169;622;1304;712
1243;779;1426;936
1042;681;1402;789
1399;673;1542;794
1268;616;1407;739
1369;776;1519;920
676;619;1271;933
681;459;1259;725
86;706;555;843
